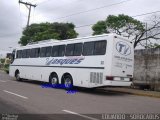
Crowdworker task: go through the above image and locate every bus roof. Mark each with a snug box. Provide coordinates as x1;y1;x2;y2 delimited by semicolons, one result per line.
16;33;131;50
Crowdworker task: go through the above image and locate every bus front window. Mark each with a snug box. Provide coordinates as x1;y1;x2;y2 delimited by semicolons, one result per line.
11;50;15;64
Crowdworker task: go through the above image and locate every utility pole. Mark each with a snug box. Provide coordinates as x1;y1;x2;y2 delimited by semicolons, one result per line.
19;0;36;27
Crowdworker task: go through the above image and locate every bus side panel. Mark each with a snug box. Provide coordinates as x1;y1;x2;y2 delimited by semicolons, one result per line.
9;65;16;77
104;36;114;76
112;37;134;78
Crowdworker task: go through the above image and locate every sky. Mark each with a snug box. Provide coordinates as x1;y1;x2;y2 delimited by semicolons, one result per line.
0;0;160;53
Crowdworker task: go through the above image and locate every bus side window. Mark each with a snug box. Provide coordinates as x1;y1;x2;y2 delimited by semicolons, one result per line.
58;45;65;57
40;47;46;57
94;40;107;55
16;50;22;59
30;49;35;58
52;46;59;57
83;42;94;56
22;50;27;58
66;44;74;56
46;46;52;57
26;49;30;58
35;48;40;58
74;43;83;56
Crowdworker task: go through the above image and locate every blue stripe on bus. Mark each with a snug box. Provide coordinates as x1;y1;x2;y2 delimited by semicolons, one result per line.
10;65;105;69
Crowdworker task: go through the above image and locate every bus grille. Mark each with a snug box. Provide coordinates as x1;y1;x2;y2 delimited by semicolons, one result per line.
90;72;103;84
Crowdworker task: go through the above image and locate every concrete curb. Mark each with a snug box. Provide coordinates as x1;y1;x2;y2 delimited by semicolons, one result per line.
105;87;160;98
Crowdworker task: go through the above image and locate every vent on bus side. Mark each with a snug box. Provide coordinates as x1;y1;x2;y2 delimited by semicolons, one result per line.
90;72;103;84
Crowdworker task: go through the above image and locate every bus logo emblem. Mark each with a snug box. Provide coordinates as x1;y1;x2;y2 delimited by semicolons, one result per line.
116;41;131;56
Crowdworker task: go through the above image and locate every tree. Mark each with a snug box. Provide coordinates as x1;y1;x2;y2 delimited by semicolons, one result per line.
140;15;160;48
92;14;160;48
19;22;78;46
148;43;160;48
92;21;109;35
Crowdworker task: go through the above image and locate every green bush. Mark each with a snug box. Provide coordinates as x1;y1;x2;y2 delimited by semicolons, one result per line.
0;59;10;74
4;64;9;69
0;59;5;64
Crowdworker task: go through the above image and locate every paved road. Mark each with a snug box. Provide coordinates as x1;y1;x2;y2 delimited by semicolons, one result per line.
0;71;160;120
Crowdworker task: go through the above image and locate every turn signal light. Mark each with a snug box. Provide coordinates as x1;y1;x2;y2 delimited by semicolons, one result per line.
106;76;114;80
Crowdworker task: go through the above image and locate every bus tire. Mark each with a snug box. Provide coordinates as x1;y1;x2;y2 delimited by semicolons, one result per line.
49;73;59;88
15;71;22;81
63;75;73;90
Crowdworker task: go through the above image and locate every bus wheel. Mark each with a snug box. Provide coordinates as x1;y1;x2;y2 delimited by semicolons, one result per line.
64;75;73;90
49;74;59;87
15;72;22;81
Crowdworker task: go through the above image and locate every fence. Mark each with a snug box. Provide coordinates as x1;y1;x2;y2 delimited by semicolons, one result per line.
134;48;160;91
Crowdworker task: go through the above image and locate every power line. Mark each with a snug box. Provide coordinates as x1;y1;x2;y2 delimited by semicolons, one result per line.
75;10;160;29
2;6;160;38
132;10;160;17
31;0;86;18
29;0;160;29
32;7;36;23
76;24;95;28
37;0;84;6
2;10;160;38
36;0;51;5
32;0;132;19
18;3;24;29
53;0;132;20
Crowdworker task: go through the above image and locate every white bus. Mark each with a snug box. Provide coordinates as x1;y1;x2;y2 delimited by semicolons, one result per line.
9;34;134;89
